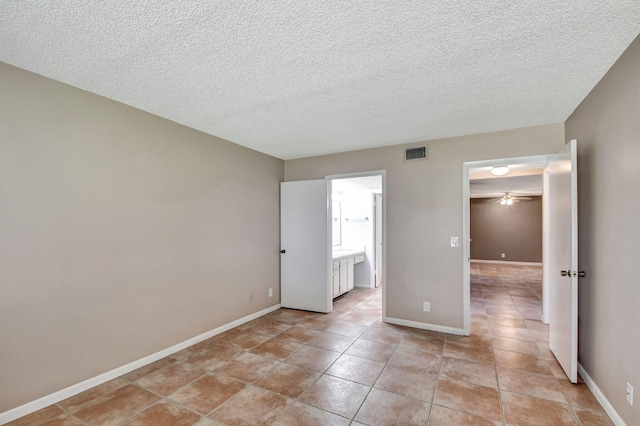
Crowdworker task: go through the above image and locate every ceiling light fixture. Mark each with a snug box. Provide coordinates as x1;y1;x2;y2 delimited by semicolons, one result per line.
491;165;510;176
499;194;516;206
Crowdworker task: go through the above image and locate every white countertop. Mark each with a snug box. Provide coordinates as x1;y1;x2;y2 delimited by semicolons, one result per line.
332;248;365;260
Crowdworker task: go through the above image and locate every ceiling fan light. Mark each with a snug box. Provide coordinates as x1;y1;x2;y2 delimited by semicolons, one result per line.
506;199;514;205
500;199;507;205
491;166;510;176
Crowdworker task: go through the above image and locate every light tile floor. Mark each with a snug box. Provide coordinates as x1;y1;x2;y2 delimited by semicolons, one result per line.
9;262;612;425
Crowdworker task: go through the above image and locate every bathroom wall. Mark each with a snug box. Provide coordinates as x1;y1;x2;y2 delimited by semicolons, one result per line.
339;190;376;287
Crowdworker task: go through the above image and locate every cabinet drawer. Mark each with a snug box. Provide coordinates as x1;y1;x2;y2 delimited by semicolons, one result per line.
354;254;365;264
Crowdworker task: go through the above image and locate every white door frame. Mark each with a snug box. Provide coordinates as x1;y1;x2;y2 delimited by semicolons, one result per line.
326;170;387;318
462;155;551;335
374;193;383;289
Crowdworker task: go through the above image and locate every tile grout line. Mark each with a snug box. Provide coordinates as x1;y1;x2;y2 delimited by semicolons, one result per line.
22;267;606;426
298;291;388;423
260;288;385;425
478;262;590;425
428;335;449;425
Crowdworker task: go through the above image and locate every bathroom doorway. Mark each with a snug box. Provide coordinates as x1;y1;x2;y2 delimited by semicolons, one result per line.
328;171;385;317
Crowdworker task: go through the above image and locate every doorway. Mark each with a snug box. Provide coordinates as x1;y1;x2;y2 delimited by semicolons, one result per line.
463;142;580;384
280;171;386;315
462;155;552;334
328;171;385;316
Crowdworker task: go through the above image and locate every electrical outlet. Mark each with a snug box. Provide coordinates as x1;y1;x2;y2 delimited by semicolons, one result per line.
268;288;273;297
501;253;506;258
249;291;254;302
423;301;431;312
450;237;458;247
627;382;634;406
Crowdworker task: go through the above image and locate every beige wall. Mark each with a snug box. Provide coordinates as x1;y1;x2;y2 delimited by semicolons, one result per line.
470;196;542;262
0;63;283;412
285;124;565;329
565;35;640;424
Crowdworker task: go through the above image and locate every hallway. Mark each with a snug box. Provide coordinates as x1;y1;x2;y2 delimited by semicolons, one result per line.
9;263;611;425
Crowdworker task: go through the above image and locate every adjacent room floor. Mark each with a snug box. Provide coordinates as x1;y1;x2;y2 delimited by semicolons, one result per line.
9;262;611;425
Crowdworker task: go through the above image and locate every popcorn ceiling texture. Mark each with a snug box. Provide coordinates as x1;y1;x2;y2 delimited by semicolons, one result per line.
1;1;639;159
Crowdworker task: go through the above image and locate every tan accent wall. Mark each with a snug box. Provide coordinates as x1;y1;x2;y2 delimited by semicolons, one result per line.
0;62;283;412
470;196;542;262
565;35;640;424
285;124;565;328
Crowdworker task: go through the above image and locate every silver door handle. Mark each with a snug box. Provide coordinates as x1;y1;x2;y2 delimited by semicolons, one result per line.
560;270;570;277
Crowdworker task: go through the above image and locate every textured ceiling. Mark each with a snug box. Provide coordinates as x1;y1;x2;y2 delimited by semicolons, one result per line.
1;1;639;160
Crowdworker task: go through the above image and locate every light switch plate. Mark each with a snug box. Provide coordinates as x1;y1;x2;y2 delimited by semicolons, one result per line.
450;236;458;247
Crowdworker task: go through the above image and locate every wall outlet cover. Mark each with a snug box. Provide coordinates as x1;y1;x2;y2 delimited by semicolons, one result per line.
423;301;431;312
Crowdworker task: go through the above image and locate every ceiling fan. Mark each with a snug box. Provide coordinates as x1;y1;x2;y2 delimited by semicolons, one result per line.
491;193;533;205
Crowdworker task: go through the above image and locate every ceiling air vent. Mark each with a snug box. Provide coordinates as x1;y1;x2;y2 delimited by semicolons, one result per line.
404;146;427;161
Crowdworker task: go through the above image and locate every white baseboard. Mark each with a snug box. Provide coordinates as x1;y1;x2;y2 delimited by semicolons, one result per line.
578;363;626;426
0;304;281;425
471;259;542;266
384;316;465;336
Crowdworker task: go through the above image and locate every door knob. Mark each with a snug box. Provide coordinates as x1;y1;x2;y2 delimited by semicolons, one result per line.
560;270;586;278
280;249;286;254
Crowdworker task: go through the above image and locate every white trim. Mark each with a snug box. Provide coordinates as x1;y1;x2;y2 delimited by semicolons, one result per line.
0;304;281;425
470;259;543;266
462;164;471;335
369;193;376;289
325;179;334;313
542;166;550;324
578;363;626;426
384;316;466;336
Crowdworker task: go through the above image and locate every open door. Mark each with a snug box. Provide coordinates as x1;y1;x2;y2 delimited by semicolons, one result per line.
548;139;579;383
280;180;332;313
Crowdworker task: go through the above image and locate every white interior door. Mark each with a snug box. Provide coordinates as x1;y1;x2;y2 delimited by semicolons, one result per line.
374;193;383;288
280;180;332;313
548;139;579;383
